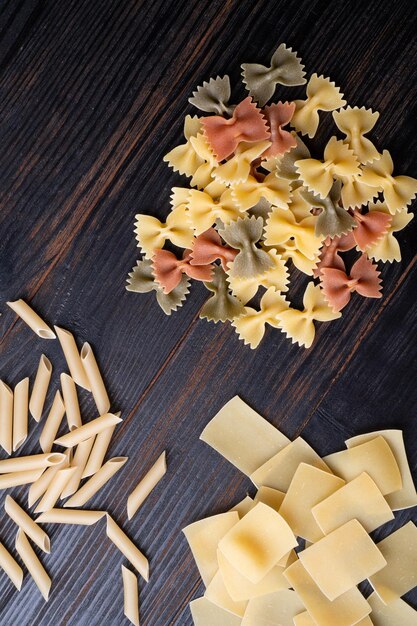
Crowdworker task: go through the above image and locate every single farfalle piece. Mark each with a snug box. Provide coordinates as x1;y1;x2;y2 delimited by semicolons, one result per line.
152;249;213;294
278;282;341;348
320;253;382;312
219;216;274;278
366;201;413;262
126;260;190;315
300;181;356;237
134;204;195;258
232;287;289;349
288;187;315;220
313;234;354;278
276;135;311;186
187;188;241;235
213;141;271;185
201;97;270;161
200;266;245;323
163;115;203;177
190;228;238;271
228;248;289;304
188;133;219;189
248;197;273;222
189;75;233;115
264;206;323;261
340;172;380;209
333;106;380;164
351;207;392;251
232;172;291;211
292;74;346;138
278;243;321;275
295;136;360;198
360;150;417;214
262;102;297;157
241;43;306;107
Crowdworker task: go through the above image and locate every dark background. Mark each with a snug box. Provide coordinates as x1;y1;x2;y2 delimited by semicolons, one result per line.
0;0;416;624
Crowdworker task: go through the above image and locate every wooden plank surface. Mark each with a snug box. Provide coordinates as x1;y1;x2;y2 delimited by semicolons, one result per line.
0;0;416;624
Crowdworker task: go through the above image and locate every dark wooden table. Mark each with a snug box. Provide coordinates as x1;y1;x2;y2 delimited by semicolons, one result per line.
0;1;416;624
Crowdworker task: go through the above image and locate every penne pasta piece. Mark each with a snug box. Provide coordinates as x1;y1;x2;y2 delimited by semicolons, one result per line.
82;424;116;479
5;496;50;553
106;515;149;582
7;300;55;340
29;355;52;421
0;452;66;474
54;326;91;391
0;469;44;490
60;373;82;431
36;509;106;526
80;343;110;415
13;377;29;451
127;451;167;520
15;530;51;600
28;450;71;508
0;381;13;455
61;437;95;499
34;467;78;514
39;391;66;453
122;565;140;626
63;457;128;508
54;413;122;448
0;540;23;590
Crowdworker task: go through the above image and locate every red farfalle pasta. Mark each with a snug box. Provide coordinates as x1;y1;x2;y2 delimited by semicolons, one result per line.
201;97;270;161
262;101;296;157
351;208;392;251
190;228;238;271
152;249;213;294
320;253;382;312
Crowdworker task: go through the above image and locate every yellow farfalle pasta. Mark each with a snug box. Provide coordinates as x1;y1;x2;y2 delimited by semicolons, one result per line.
333;106;380;164
213;141;271;185
277;244;320;276
278;282;341;348
187;188;241;234
366;201;413;262
292;74;346;138
189;133;220;189
134;203;194;258
264;206;323;260
232;287;288;349
232;172;291;211
360;150;417;214
295;136;360;198
227;249;289;304
340;173;380;209
163;115;202;176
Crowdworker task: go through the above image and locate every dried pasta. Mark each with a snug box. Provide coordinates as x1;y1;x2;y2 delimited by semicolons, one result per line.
122;565;140;626
29;355;52;421
127;451;167;520
5;495;50;552
15;530;51;600
63;457;128;507
60;373;82;431
80;343;110;415
7;299;56;339
54;412;122;448
0;381;13;455
39;390;66;453
13;377;29;451
55;326;91;391
106;515;149;582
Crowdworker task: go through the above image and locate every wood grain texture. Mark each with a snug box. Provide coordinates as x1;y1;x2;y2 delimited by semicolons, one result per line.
0;0;416;624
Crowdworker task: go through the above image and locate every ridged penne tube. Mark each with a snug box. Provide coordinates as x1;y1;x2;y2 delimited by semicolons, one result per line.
0;469;44;490
0;381;13;455
34;467;78;514
63;457;128;508
39;391;66;453
5;496;50;553
80;343;110;415
127;452;167;520
61;437;95;499
54;413;122;448
15;530;51;600
36;509;106;526
54;326;91;391
7;300;55;340
0;453;66;474
0;541;23;590
28;450;71;508
13;377;29;451
122;565;140;626
82;423;117;479
106;515;149;582
60;373;82;431
29;355;52;422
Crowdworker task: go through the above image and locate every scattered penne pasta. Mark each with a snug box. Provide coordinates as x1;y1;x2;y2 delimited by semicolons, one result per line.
15;530;51;600
5;496;50;553
13;377;29;451
0;381;13;455
36;509;106;526
34;467;78;514
106;515;149;582
60;437;95;499
29;355;52;422
122;565;140;626
80;342;110;415
0;541;23;590
54;326;91;390
82;422;117;478
28;450;71;508
127;451;167;520
54;413;122;448
7;300;56;340
60;373;82;431
63;457;128;508
39;390;66;453
0;453;66;475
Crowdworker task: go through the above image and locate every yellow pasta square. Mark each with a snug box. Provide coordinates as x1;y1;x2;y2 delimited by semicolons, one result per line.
368;592;417;625
298;519;386;600
190;597;242;626
254;486;285;512
204;570;247;617
241;589;305;626
218;502;297;584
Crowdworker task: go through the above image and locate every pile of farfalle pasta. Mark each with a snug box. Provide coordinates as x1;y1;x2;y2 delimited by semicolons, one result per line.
127;44;416;348
185;396;417;626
